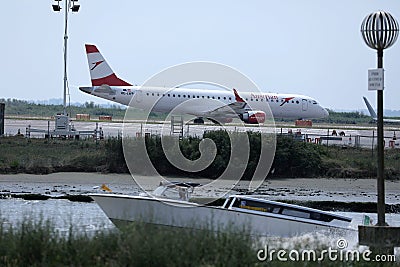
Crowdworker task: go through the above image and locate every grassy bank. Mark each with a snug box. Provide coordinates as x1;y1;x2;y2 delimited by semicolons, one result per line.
1;132;400;179
0;137;127;174
0;219;397;266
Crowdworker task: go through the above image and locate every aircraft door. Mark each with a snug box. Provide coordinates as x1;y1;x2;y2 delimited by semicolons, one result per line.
135;90;142;103
302;99;308;111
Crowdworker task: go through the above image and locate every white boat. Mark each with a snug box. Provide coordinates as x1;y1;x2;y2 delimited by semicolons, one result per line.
90;182;353;237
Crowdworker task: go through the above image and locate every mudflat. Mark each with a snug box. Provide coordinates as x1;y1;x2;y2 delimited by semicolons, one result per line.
0;173;398;203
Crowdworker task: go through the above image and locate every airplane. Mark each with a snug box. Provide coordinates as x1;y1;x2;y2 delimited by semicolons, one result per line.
363;96;400;124
79;44;329;124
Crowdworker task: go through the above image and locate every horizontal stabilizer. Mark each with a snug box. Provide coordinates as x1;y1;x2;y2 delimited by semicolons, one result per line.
93;85;116;95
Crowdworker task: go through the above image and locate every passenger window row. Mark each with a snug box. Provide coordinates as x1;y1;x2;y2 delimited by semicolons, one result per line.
145;92;233;101
146;93;300;104
144;92;301;105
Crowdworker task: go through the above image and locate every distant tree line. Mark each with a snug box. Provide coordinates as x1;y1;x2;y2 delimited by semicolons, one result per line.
1;98;126;119
1;98;169;120
314;109;372;124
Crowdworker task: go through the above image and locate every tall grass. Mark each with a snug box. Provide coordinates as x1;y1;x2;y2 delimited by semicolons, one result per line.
0;219;258;266
0;218;397;266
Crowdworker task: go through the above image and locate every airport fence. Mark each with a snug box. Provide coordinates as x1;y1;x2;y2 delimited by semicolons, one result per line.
278;130;399;150
6;117;400;151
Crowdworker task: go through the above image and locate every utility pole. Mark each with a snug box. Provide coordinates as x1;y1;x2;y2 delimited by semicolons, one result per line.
52;0;80;115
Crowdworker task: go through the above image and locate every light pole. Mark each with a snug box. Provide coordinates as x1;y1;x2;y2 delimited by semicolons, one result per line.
52;0;80;116
361;11;398;226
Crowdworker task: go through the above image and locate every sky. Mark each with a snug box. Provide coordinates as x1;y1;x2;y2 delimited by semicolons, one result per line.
1;0;400;110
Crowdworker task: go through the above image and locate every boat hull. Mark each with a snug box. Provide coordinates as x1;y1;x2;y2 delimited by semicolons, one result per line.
91;194;352;237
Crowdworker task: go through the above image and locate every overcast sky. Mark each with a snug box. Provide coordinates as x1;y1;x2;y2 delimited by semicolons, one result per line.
1;0;400;110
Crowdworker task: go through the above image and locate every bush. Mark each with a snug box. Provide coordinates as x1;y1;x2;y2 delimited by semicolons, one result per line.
272;136;324;177
123;131;329;179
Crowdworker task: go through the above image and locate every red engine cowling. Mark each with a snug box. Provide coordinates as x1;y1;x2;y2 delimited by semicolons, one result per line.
223;117;233;123
242;111;266;124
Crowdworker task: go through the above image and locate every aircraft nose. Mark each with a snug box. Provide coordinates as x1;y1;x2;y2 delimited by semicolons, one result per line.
79;87;93;94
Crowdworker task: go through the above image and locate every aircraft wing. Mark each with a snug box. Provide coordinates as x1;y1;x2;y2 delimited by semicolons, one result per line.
383;118;400;123
199;89;248;119
363;96;377;119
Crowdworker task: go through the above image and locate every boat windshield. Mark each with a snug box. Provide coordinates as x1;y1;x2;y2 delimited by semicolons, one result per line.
229;197;348;223
151;182;193;201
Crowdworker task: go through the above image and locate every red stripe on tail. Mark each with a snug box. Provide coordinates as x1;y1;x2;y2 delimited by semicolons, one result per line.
91;73;132;86
85;44;99;54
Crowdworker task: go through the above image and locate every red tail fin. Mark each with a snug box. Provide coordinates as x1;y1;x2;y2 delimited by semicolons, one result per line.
85;44;132;86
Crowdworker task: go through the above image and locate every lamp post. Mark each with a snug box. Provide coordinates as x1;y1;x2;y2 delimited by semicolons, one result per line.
361;11;398;226
52;0;80;116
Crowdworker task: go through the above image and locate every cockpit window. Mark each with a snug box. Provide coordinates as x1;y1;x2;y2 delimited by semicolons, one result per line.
312;100;318;104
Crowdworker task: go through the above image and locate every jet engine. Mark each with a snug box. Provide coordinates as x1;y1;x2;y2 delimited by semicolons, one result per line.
241;111;266;124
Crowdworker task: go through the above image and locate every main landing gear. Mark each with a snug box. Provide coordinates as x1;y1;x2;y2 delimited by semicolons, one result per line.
193;117;204;124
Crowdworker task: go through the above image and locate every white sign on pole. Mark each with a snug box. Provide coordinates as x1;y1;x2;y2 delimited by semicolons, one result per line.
368;69;384;91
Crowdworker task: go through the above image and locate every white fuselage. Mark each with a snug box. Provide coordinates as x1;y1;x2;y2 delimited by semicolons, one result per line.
80;86;328;120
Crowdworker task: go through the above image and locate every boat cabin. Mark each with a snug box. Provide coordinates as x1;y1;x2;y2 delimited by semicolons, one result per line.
222;195;352;225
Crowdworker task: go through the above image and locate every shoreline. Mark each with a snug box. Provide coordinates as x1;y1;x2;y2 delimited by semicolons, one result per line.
0;172;399;204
